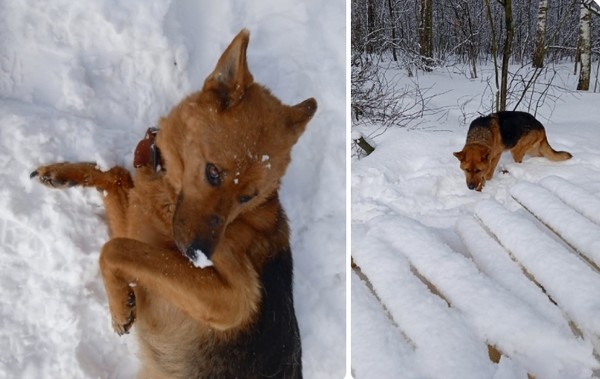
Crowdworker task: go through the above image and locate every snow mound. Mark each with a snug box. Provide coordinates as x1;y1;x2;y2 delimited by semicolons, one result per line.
475;200;600;339
353;220;496;379
367;214;595;379
511;181;600;265
539;175;600;225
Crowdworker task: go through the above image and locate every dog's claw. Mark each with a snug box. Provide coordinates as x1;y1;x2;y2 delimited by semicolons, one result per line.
32;170;70;188
127;291;136;307
113;314;135;336
111;291;136;336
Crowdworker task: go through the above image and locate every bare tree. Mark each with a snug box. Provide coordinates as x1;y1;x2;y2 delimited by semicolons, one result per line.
366;0;377;55
499;0;514;111
419;0;434;70
533;0;549;67
387;0;398;61
484;0;501;110
447;0;480;78
577;2;592;90
351;0;599;133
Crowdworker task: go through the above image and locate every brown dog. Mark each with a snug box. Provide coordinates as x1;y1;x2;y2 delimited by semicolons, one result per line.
31;29;316;378
454;111;571;191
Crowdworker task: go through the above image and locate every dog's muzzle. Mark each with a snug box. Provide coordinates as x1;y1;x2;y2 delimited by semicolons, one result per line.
184;238;214;261
173;207;224;261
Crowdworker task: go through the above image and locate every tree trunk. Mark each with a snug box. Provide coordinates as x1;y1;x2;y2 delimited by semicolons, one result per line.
419;0;433;71
500;0;513;111
532;0;548;68
465;3;478;79
577;3;591;91
484;0;500;111
366;0;376;56
387;0;398;61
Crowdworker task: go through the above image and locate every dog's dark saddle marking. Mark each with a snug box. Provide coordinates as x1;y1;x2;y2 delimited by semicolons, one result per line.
469;111;544;149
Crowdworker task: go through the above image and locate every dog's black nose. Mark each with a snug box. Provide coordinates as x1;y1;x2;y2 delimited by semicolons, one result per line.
468;183;476;190
185;238;214;261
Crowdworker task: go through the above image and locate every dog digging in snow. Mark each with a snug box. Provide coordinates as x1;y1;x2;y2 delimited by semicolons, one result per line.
453;111;571;191
31;29;316;378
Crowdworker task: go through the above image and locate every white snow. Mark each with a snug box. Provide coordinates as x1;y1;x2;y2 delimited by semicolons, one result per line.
351;130;362;140
456;217;570;333
475;200;600;339
353;62;600;378
362;214;595;379
539;175;600;225
353;221;495;379
190;250;213;269
511;181;600;264
0;1;344;378
351;271;419;379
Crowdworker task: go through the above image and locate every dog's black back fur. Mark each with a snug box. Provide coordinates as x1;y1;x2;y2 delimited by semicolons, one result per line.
251;246;302;378
496;111;544;148
469;111;544;149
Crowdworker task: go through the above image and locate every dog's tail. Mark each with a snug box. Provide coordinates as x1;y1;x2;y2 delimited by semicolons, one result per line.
540;136;572;161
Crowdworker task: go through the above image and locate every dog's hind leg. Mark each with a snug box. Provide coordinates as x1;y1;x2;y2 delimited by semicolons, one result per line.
510;131;541;163
31;162;133;235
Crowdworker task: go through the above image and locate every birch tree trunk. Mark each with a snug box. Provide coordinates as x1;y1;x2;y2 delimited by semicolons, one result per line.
576;3;591;91
419;0;433;71
532;0;548;68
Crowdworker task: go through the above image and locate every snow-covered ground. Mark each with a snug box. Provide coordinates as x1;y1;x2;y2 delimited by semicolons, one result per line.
352;62;600;378
0;1;345;378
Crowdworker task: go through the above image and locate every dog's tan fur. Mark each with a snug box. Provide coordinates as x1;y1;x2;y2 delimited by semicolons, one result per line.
32;30;315;378
454;111;571;191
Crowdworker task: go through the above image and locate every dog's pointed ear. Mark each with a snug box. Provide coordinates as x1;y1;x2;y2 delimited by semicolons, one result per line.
203;29;254;110
286;98;317;142
453;151;464;161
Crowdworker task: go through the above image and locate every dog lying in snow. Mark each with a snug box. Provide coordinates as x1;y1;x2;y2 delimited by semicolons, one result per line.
32;29;316;378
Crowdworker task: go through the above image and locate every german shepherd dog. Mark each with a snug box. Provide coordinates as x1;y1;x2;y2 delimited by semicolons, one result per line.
454;111;571;191
31;29;317;378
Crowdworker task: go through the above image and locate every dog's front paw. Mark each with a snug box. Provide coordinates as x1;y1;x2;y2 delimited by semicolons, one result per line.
112;313;135;336
30;163;79;188
110;290;137;336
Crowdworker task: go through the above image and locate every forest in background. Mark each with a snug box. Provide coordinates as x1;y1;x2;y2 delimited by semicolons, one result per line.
351;0;600;139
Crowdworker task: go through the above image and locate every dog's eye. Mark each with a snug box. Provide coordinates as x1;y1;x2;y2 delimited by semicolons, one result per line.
239;195;252;204
205;163;221;186
475;169;482;174
239;192;257;204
